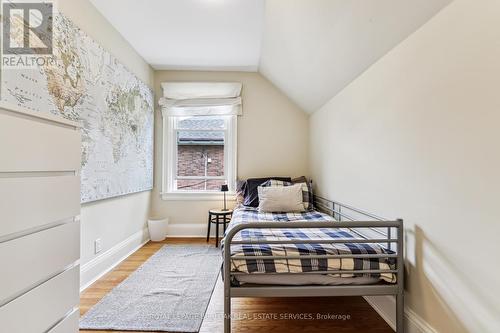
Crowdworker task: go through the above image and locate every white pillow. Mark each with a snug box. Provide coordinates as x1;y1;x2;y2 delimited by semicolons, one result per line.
258;184;306;213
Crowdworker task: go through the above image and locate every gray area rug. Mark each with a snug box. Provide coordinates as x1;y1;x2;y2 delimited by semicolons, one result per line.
80;245;222;332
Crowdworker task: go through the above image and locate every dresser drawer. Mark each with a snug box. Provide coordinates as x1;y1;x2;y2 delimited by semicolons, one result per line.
0;266;79;333
48;308;79;333
0;221;80;305
0;109;80;173
0;175;80;239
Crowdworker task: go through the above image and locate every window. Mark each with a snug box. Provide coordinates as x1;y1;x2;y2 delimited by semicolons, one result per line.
162;113;237;199
159;81;241;200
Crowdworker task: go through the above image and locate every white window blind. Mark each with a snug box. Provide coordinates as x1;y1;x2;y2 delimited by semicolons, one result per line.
159;82;243;117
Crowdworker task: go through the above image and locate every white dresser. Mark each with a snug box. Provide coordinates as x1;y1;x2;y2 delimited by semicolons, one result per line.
0;103;81;333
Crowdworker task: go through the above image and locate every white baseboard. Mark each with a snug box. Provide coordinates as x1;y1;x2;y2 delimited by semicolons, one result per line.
167;223;210;237
79;228;149;292
364;295;438;333
167;223;205;237
405;307;439;333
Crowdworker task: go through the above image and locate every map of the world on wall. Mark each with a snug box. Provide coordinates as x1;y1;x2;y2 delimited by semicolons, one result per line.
1;11;154;203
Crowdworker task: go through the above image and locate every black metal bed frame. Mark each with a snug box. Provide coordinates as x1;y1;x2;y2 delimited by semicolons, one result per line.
223;195;405;332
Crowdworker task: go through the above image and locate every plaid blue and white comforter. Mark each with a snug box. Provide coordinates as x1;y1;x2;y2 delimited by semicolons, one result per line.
223;206;396;283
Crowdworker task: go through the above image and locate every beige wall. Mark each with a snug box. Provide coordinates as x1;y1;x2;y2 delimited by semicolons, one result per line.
151;71;308;233
58;0;154;271
309;0;500;332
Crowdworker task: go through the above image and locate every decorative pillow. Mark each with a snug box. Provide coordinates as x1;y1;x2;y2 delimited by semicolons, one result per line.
241;177;292;207
260;179;292;187
291;176;314;211
257;184;305;213
261;177;313;211
235;180;246;205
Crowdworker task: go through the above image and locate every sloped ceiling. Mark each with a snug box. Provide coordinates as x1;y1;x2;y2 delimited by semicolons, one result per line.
259;0;452;113
91;0;451;113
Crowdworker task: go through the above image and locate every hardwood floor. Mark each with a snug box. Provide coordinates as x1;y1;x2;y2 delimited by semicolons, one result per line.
80;238;393;333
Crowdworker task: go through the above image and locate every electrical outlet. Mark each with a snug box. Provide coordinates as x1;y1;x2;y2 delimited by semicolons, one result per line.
94;238;102;254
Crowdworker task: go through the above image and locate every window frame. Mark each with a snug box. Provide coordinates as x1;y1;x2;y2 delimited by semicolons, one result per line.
161;114;237;201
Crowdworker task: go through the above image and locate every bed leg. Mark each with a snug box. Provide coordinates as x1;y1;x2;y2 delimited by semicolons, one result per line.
223;228;232;333
396;218;405;333
396;292;405;333
224;293;231;333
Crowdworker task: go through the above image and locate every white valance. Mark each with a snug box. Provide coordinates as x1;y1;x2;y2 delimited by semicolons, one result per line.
159;82;242;117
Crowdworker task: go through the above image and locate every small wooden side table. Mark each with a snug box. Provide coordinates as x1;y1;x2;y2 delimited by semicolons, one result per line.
207;209;233;247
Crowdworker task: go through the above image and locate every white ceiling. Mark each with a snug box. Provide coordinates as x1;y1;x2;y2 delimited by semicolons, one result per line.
90;0;264;71
91;0;451;113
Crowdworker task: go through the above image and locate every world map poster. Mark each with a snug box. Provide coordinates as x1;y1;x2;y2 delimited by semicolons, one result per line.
1;10;154;203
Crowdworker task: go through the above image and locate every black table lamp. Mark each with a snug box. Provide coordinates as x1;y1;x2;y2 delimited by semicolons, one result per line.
220;184;229;211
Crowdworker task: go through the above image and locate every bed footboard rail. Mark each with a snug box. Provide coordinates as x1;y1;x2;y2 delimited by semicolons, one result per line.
223;216;405;333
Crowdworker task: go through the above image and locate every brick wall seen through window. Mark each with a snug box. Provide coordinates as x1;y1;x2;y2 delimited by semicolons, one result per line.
177;144;225;190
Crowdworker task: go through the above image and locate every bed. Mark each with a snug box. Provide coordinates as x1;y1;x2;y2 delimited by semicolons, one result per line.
222;192;405;333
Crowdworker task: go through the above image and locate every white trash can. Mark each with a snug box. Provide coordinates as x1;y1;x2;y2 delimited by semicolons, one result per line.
148;217;169;241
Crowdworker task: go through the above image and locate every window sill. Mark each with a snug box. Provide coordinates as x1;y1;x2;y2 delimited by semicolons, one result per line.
160;191;236;201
